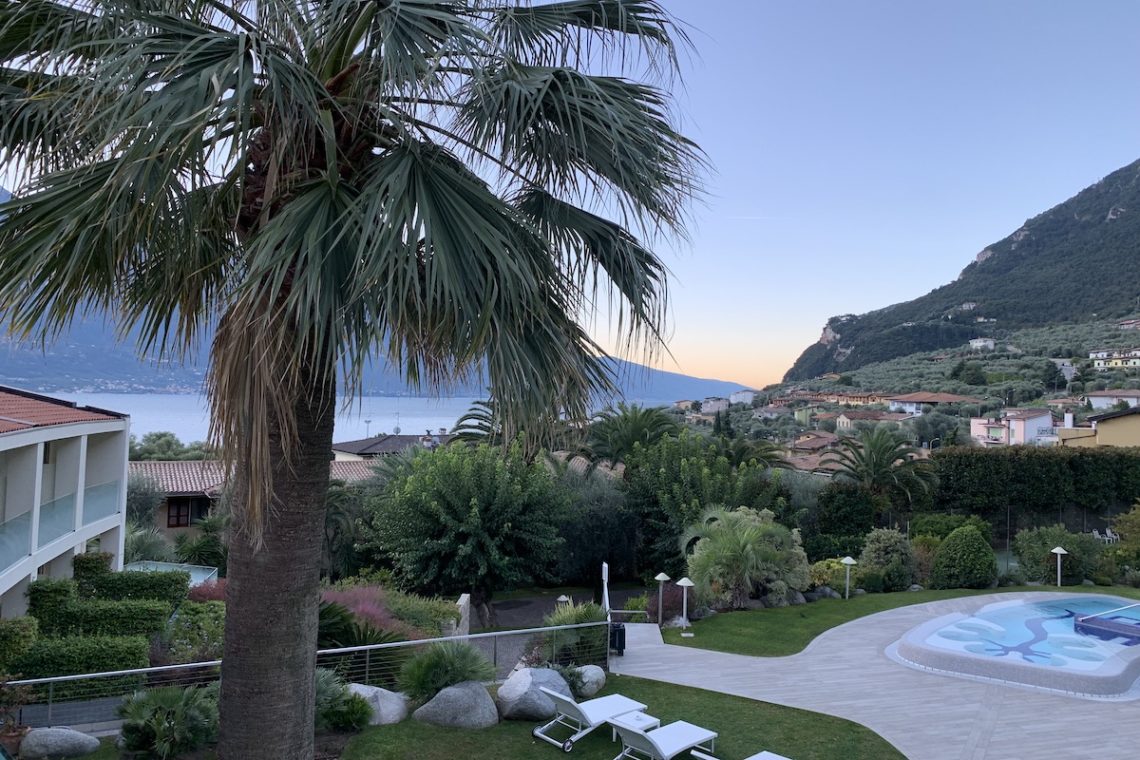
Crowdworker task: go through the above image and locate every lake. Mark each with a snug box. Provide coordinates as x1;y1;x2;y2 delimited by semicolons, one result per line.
57;393;484;443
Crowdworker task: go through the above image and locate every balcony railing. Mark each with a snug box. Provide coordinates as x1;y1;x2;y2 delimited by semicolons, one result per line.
83;480;121;525
0;512;33;572
37;493;76;549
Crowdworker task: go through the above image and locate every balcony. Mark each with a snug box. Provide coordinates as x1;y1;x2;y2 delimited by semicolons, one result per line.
37;492;76;549
83;480;121;525
0;512;32;572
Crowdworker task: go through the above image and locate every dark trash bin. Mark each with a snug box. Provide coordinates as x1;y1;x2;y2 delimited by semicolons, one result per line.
609;622;626;656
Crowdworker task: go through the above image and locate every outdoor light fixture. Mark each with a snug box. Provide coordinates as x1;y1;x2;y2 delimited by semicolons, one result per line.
654;572;670;626
556;594;571;606
1051;546;1068;588
840;556;857;600
676;577;695;637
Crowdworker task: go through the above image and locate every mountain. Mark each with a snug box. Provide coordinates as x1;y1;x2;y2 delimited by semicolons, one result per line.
785;159;1140;381
0;318;745;401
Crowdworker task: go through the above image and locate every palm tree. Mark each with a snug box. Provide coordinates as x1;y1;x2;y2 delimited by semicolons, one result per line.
824;427;937;511
586;402;679;465
715;436;788;470
0;2;700;756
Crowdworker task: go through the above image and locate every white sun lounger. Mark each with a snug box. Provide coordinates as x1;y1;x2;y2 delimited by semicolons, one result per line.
692;749;793;760
612;720;717;760
533;686;647;752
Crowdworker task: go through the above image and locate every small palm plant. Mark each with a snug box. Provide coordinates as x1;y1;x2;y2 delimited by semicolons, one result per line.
118;686;219;760
398;642;494;703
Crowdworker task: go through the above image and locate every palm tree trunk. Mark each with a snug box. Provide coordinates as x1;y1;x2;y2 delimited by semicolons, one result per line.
217;367;335;760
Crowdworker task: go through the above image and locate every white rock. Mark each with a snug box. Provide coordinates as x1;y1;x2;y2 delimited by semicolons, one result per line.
349;683;409;725
575;665;606;698
496;668;571;720
19;727;100;759
413;681;498;729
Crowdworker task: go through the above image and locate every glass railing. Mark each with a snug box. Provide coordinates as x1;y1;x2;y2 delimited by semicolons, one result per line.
37;492;76;549
0;512;32;571
83;480;122;525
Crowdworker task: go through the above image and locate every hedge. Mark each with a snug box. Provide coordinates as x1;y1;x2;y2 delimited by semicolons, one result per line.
11;635;149;701
40;599;172;638
26;578;77;632
1013;525;1102;585
385;591;460;637
0;617;38;670
72;552;113;597
93;571;190;607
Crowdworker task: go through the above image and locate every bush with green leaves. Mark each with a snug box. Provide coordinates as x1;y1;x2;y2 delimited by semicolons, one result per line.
12;635;149;700
554;469;637;585
1013;525;1102;585
930;526;998;590
26;577;76;630
313;668;373;732
809;558;846;589
909;513;991;541
43;599;172;638
536;601;608;666
118;685;219;759
362;442;567;627
857;568;884;593
859;529;914;591
72;552;113;596
397;642;495;703
385;591;460;637
911;534;942;585
93;570;190;607
165;602;226;664
0;617;37;671
801;483;876;562
125;472;166;526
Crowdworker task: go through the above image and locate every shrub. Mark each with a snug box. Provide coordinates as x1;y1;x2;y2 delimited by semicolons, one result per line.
537;601;608;666
809;558;846;589
930;526;997;590
542;601;606;627
857;568;884;594
93;571;190;607
26;578;76;630
1124;568;1140;588
909;514;991;541
11;635;149;700
165;602;226;664
644;583;685;624
72;552;113;597
320;587;420;639
385;590;460;637
997;568;1026;587
43;599;171;638
314;669;373;732
620;593;649;623
397;642;494;703
118;685;218;759
859;529;914;591
911;535;941;585
0;618;37;671
1013;525;1101;585
187;579;227;603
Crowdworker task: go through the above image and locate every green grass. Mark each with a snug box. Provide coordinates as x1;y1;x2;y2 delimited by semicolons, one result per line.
662;585;1140;657
342;674;903;760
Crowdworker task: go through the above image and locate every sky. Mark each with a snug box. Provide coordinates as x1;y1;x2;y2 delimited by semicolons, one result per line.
618;0;1140;389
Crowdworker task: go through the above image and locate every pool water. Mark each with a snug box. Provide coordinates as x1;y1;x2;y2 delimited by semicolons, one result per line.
928;597;1140;671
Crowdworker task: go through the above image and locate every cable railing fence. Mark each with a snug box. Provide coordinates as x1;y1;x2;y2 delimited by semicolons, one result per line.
8;621;610;729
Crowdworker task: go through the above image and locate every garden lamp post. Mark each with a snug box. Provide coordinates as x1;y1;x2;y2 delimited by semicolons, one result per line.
556;594;571;607
1051;546;1068;588
677;577;695;637
841;556;857;600
654;573;670;626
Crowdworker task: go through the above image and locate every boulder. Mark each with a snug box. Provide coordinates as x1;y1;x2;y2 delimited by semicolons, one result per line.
853;588;866;596
19;727;100;759
908;584;925;592
413;681;498;729
496;668;571;720
349;683;409;725
788;589;807;606
802;590;821;603
1082;579;1096;587
817;586;842;599
575;665;606;698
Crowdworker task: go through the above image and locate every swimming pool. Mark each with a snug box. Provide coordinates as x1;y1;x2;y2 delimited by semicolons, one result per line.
891;594;1140;699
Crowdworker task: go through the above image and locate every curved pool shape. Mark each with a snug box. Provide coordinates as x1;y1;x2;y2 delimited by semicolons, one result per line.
892;595;1140;698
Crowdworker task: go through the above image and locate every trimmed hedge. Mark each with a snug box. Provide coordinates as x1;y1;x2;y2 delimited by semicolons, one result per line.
26;578;77;632
11;635;149;700
41;599;172;638
93;571;190;607
1013;525;1102;585
0;617;38;670
386;591;460;637
930;526;997;590
72;552;113;597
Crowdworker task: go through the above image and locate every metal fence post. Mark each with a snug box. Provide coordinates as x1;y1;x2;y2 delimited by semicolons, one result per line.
365;649;371;685
492;634;499;673
47;682;54;724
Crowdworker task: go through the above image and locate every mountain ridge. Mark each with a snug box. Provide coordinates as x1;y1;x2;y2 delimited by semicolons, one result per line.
784;158;1140;381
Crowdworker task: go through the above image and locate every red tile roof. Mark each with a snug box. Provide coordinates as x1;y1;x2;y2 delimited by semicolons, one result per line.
885;392;983;404
130;459;379;496
0;386;125;435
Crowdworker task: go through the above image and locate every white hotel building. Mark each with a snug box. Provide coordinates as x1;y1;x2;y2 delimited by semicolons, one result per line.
0;387;128;617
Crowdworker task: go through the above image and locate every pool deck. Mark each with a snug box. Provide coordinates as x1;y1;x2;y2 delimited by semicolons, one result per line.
611;592;1140;760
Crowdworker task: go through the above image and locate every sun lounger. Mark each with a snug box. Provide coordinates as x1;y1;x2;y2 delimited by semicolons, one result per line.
533;686;647;752
692;749;793;760
611;720;717;760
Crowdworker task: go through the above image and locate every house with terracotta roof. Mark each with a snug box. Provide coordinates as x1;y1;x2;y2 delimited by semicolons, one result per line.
969;408;1056;447
835;410;912;432
789;430;840;453
130;460;379;538
1083;389;1140;410
331;430;453;461
886;392;983;415
0;386;129;616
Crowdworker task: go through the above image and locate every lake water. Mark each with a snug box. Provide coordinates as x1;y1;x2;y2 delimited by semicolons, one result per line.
57;393;483;443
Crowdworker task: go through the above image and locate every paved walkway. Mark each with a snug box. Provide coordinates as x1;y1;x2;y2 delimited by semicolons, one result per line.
611;593;1139;760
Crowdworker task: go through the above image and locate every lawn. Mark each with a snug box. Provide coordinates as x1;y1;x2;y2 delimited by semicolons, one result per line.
661;584;1140;657
343;674;903;760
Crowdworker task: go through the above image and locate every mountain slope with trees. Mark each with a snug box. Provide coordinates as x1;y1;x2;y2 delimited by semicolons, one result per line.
786;158;1140;380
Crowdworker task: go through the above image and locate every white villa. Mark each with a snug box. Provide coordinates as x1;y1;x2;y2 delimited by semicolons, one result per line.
1084;389;1140;410
729;389;758;405
701;397;729;413
0;387;129;617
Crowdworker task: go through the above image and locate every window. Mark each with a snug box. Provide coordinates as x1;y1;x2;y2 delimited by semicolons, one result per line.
168;500;191;528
